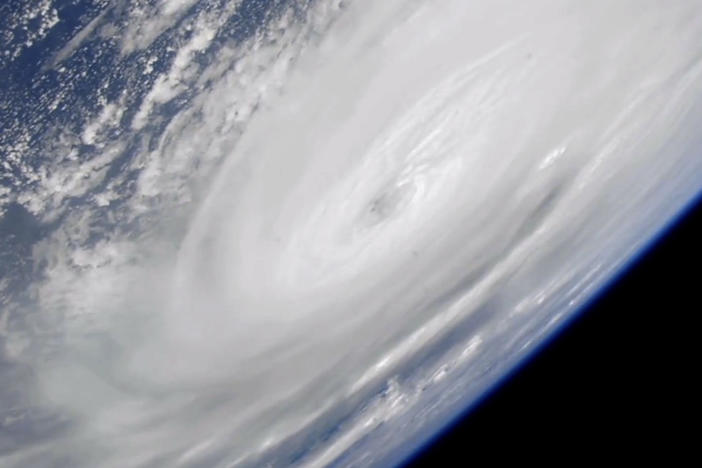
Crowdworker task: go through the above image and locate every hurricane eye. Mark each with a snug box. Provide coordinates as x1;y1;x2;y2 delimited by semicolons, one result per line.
359;181;416;229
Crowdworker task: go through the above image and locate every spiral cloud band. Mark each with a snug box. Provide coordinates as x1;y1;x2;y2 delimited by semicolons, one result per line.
2;0;702;467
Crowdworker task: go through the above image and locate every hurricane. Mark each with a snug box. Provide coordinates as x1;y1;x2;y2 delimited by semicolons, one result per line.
1;0;702;466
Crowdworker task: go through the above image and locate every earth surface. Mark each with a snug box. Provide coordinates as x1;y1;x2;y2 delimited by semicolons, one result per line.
1;1;702;467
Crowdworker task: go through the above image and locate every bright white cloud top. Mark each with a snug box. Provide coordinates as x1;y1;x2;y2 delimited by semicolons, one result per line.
1;0;702;467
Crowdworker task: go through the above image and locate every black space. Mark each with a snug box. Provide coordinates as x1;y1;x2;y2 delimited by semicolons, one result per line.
403;195;701;465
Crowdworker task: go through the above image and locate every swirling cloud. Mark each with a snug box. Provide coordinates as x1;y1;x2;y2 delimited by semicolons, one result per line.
2;0;702;467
